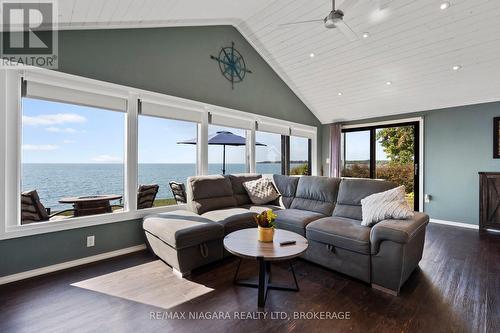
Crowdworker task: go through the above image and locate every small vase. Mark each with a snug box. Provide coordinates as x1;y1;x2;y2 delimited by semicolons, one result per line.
258;226;274;242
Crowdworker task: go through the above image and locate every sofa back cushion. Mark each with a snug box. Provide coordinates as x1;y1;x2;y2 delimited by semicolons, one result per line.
272;175;299;208
227;174;262;205
290;176;341;215
187;175;237;214
333;178;397;220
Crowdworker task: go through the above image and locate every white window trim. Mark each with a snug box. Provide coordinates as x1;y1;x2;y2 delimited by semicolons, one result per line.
341;117;424;212
24;80;128;112
257;122;290;136
0;66;318;240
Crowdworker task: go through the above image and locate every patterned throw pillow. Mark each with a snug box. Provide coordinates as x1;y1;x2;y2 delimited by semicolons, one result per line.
361;186;414;227
243;178;280;205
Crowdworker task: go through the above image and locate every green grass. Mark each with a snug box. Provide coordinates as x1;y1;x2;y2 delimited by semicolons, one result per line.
153;198;177;207
51;198;178;217
52;210;75;217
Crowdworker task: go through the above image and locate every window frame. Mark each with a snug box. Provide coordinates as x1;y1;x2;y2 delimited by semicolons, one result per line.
137;102;202;210
287;135;313;176
254;130;285;175
0;68;317;239
340;118;424;212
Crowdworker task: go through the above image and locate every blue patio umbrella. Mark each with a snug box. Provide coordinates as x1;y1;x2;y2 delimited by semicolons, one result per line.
178;131;266;175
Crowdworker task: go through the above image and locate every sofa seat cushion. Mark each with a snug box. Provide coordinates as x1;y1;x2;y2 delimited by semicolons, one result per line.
143;210;224;250
306;217;371;254
241;204;283;214
274;209;326;236
202;208;257;234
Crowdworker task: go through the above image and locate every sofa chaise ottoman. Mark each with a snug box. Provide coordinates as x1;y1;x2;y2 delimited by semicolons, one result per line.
143;210;224;277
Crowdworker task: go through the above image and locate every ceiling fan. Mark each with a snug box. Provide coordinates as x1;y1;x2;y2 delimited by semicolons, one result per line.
279;0;391;42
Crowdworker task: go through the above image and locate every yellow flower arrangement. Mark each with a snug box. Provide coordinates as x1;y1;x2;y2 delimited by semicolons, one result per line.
254;209;277;229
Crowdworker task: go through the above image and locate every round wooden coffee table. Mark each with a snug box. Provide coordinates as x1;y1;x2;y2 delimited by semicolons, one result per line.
224;228;308;307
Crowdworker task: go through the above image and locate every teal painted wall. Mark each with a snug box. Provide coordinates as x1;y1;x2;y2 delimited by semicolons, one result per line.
322;102;500;225
0;26;321;278
0;220;144;276
423;103;499;224
57;26;320;127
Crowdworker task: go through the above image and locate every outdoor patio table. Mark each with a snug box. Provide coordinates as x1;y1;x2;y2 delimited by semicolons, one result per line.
58;194;122;217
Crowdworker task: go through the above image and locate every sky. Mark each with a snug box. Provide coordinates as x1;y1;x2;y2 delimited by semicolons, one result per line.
22;98;125;164
22;98;309;164
344;130;389;161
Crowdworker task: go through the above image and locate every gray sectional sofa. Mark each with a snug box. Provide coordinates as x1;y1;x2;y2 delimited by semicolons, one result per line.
143;174;429;295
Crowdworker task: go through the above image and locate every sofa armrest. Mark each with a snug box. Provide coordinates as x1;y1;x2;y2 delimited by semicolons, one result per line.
370;212;429;254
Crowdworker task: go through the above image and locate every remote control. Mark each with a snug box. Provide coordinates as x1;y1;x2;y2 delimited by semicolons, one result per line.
280;240;296;246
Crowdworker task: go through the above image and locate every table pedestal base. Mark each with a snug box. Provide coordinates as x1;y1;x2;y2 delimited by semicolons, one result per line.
233;257;299;307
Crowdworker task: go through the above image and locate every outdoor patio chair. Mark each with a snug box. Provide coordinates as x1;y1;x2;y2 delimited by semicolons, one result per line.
21;190;75;225
169;181;187;204
137;184;160;209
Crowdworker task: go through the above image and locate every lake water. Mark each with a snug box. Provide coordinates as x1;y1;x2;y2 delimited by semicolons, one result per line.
22;163;303;209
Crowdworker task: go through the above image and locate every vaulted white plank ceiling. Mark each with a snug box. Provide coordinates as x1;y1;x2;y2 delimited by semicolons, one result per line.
55;0;500;124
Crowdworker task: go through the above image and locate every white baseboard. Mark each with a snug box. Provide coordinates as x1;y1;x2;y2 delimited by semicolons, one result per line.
429;219;479;230
0;244;147;285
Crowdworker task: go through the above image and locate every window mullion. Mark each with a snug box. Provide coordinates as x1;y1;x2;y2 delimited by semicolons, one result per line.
197;112;209;175
125;95;139;212
282;135;290;175
5;71;22;229
247;123;256;173
370;129;376;179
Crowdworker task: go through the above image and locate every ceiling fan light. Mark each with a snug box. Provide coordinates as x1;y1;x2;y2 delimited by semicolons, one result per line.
324;10;344;28
324;18;336;28
440;2;450;10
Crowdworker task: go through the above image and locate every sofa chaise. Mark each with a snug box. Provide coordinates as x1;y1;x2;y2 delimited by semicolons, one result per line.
143;174;429;295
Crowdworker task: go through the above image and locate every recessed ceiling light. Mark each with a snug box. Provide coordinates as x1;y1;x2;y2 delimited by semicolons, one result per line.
338;92;343;96
452;65;462;71
309;53;315;58
362;32;370;38
440;2;450;10
386;81;392;85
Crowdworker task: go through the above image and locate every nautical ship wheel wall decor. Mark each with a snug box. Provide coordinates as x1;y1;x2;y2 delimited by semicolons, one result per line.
210;42;252;89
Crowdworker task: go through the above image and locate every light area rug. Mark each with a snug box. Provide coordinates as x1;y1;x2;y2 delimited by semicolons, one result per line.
71;260;214;309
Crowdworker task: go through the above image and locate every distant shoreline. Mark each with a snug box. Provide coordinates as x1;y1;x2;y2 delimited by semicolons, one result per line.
256;160;307;164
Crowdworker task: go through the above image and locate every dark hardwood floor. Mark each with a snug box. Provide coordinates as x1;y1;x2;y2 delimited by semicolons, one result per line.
1;223;499;333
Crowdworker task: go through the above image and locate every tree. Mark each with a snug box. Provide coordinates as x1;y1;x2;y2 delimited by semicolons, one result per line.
376;126;414;164
290;163;309;175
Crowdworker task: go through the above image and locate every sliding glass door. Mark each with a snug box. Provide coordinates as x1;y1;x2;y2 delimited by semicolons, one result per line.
342;122;419;210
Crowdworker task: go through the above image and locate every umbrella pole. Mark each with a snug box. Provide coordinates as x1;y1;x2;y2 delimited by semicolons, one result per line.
222;145;226;175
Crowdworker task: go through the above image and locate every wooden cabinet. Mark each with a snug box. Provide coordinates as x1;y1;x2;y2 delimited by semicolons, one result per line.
479;172;500;231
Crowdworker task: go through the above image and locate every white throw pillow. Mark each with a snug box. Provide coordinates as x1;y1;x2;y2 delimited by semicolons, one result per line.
243;178;280;205
361;186;414;227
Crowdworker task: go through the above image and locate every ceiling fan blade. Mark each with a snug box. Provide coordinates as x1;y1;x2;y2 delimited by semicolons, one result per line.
334;19;358;41
337;0;362;12
371;0;391;10
278;19;324;27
